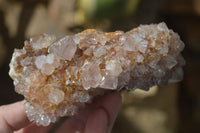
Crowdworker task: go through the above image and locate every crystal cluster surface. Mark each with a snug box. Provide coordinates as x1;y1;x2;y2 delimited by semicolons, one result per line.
9;22;185;126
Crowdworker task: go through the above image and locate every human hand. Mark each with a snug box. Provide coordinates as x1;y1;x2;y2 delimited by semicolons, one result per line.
0;92;121;133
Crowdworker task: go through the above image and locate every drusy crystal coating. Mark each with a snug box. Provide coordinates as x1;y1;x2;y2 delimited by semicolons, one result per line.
9;22;185;126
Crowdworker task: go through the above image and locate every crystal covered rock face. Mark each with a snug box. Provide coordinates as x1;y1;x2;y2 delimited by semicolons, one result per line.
9;22;185;126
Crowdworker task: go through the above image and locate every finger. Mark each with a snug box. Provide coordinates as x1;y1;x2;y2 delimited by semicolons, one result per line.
55;92;121;133
0;101;31;132
84;107;108;133
54;105;93;133
94;92;122;132
54;95;105;133
15;122;53;133
54;116;85;133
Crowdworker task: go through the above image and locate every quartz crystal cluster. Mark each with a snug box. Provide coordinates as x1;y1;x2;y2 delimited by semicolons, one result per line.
9;22;185;126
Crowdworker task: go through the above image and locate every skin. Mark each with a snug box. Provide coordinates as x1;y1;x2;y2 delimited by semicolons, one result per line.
0;92;121;133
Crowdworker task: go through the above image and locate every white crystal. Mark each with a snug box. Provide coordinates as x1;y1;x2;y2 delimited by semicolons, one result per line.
123;36;136;51
81;61;102;89
49;36;77;61
119;35;126;44
163;55;177;69
57;106;68;117
49;114;57;123
157;22;168;32
134;65;146;77
48;88;65;104
73;35;80;44
137;40;148;53
9;49;26;78
85;34;98;45
159;44;169;56
35;55;46;69
31;33;56;49
136;53;144;63
83;46;95;56
93;46;106;57
106;60;122;77
46;53;54;64
169;67;184;83
38;115;51;126
20;57;32;66
95;33;109;45
41;63;55;75
99;75;118;89
118;72;130;89
79;93;90;103
148;60;158;68
35;54;59;75
153;67;165;78
170;32;185;52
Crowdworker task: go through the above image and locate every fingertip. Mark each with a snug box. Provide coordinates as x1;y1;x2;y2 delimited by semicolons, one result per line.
94;91;122;132
97;91;122;113
84;107;109;133
0;100;31;131
20;122;53;133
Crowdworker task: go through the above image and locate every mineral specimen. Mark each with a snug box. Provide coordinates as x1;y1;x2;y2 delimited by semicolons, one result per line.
9;22;185;126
